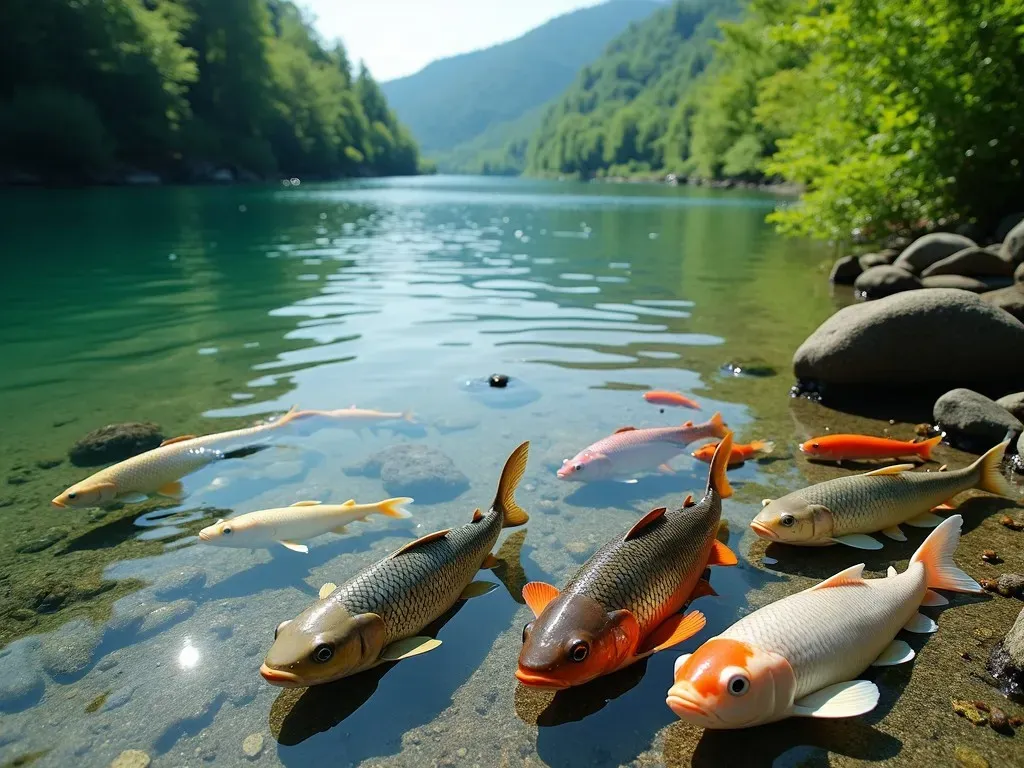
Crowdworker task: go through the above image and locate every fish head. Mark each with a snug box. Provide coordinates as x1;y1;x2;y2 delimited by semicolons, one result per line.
51;481;117;509
516;593;637;688
667;638;796;729
798;439;831;459
690;443;717;463
750;498;833;543
260;602;387;687
198;517;250;546
556;450;610;481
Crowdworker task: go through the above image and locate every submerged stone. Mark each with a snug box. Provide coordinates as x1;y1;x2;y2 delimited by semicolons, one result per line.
69;422;163;467
39;619;103;678
0;638;44;711
345;444;469;503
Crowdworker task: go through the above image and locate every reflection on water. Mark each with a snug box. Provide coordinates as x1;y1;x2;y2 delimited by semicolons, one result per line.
0;177;850;767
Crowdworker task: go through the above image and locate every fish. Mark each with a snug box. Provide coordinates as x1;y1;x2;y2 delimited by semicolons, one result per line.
692;439;775;467
558;412;729;483
751;439;1013;549
259;442;530;687
643;391;701;410
516;432;738;690
287;406;415;434
800;434;942;463
198;497;413;553
52;408;304;509
667;514;981;729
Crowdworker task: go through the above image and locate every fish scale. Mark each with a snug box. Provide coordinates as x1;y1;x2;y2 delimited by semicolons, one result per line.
328;506;503;643
565;494;721;633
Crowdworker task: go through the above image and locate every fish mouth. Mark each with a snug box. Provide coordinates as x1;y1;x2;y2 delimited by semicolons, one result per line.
515;668;571;689
259;664;304;687
198;530;211;542
666;691;712;721
51;499;66;509
749;521;777;540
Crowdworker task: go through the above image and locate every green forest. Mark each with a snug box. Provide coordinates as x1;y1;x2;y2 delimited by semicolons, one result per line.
0;0;421;183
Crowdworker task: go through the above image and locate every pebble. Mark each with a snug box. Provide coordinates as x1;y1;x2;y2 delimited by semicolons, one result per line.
35;457;63;469
565;541;593;561
138;599;196;635
15;528;68;554
111;749;151;768
242;732;264;758
11;608;35;622
952;698;988;725
537;500;559;515
1001;515;1024;531
996;573;1024;598
6;470;31;485
456;747;468;758
954;745;990;768
989;706;1012;734
982;549;1001;564
39;619;103;678
101;686;134;712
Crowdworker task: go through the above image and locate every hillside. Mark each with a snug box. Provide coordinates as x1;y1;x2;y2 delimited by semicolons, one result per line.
380;0;663;160
526;0;739;178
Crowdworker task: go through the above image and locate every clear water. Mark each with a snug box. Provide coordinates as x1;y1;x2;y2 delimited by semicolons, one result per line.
0;176;866;766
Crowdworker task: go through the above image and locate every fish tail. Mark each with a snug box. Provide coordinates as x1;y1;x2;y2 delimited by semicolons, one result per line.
377;497;414;519
970;439;1012;497
707;411;728;438
402;410;415;423
916;435;942;460
909;514;981;593
706;430;734;500
493;441;530;527
751;440;775;457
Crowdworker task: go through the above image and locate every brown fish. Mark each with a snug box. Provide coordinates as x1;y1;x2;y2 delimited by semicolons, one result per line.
260;442;530;687
516;432;738;689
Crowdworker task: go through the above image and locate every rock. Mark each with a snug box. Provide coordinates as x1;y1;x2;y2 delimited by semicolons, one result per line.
1017;262;1024;283
996;573;1024;598
111;749;151;768
345;445;469;503
537;500;559;515
981;284;1024;322
1002;218;1024;264
101;686;134;712
69;422;164;467
793;289;1024;386
434;416;480;434
153;567;207;600
996;213;1024;242
35;457;63;470
0;638;44;711
15;528;68;553
242;733;264;759
857;250;899;270
39;619;103;678
460;376;540;410
138;599;196;635
893;233;977;274
921;247;1014;278
829;255;862;285
934;388;1022;447
920;275;1009;293
988;606;1024;699
853;265;922;298
996;392;1024;422
954;745;990;768
952;698;989;726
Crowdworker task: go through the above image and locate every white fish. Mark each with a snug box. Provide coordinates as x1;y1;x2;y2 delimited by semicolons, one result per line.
198;497;413;553
667;514;981;729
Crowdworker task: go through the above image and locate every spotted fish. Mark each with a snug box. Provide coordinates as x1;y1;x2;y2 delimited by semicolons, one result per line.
260;442;530;687
516;432;738;689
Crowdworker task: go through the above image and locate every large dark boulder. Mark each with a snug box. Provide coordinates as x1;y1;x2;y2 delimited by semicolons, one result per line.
920;246;1014;278
829;255;862;285
853;265;922;298
69;422;164;467
792;288;1024;386
933;388;1022;447
981;284;1024;322
857;250;899;270
893;233;976;274
920;275;1011;293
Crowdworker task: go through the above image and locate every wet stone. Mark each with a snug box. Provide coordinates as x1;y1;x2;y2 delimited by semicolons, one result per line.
152;567;207;600
69;422;163;467
138;599;196;635
537;500;559;515
110;749;151;768
954;745;990;768
15;528;69;554
101;686;134;712
345;444;470;503
35;457;63;470
952;698;989;725
242;733;264;759
997;573;1024;598
39;619;103;678
0;638;44;711
11;608;36;622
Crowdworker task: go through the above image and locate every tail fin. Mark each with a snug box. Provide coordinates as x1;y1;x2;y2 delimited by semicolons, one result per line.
916;435;942;461
751;440;775;458
706;430;734;500
493;441;530;527
909;514;981;593
402;410;416;423
970;439;1012;497
708;411;728;439
378;497;413;519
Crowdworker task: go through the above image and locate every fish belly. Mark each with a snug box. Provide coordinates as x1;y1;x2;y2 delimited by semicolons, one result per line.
603;441;683;477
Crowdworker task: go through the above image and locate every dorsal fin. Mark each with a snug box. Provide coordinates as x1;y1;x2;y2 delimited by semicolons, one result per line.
682;494;695;508
614;426;637;434
472;508;484;522
886;566;897;577
392;529;450;557
863;464;916;477
290;500;322;507
808;564;866;591
159;435;197;447
683;420;693;427
341;499;356;506
624;507;667;541
522;582;560;617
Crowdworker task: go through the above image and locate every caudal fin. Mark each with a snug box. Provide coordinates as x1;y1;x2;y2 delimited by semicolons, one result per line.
493;441;530;527
970;439;1012;497
708;411;728;439
909;514;981;594
378;497;414;519
402;410;416;423
750;440;775;458
706;430;734;500
915;435;942;461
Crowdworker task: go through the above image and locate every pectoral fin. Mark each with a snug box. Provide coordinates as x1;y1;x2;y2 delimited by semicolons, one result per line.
459;581;498;600
921;589;948;607
119;492;150;504
830;534;883;550
793;681;879;718
319;583;337;599
480;553;501;569
871;639;915;667
706;539;738;566
881;525;906;542
522;582;559;617
278;540;309;553
380;637;441;662
903;612;938;634
159;435;198;447
862;464;915;476
157;480;185;499
905;512;944;528
342;499;356;507
638;611;706;655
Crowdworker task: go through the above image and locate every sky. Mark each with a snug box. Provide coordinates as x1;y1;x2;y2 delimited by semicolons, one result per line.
301;0;606;82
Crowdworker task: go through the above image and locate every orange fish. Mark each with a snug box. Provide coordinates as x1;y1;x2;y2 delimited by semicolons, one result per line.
692;440;774;467
800;434;941;463
644;391;701;410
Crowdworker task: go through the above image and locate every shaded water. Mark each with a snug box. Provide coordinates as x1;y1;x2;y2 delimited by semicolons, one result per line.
1;177;1020;768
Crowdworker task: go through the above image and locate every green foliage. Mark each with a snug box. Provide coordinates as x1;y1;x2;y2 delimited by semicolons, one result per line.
525;0;740;178
0;0;420;181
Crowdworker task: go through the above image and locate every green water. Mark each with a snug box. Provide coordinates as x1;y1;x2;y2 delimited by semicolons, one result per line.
0;177;1020;768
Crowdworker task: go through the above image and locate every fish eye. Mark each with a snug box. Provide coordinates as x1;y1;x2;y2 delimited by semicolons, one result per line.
811;442;820;449
312;643;334;663
727;673;750;696
274;620;290;640
780;514;795;528
573;464;583;472
222;527;232;535
68;492;77;499
569;640;589;663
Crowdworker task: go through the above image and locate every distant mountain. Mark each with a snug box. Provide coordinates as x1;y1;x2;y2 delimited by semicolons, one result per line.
526;0;739;178
381;0;664;166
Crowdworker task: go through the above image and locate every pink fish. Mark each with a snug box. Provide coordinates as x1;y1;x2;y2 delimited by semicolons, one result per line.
558;413;728;483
